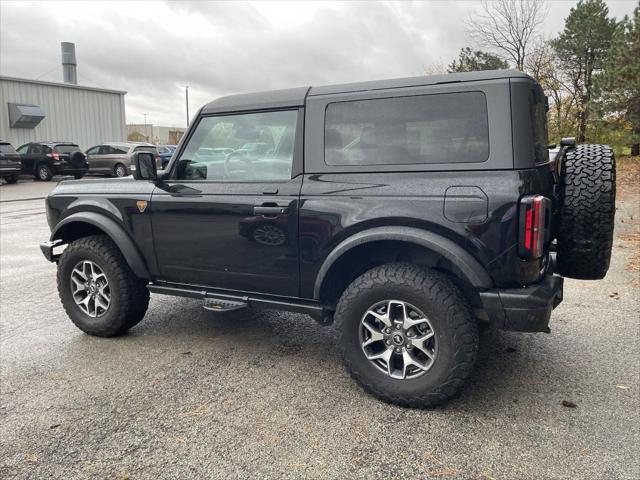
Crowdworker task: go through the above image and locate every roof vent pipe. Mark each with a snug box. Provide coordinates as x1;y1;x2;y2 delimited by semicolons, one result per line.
61;42;77;84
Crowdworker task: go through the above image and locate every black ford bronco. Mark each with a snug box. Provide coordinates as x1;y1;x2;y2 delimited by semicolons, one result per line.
41;70;615;407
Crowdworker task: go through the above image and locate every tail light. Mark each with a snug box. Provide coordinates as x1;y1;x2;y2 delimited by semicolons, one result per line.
47;151;60;161
518;195;551;259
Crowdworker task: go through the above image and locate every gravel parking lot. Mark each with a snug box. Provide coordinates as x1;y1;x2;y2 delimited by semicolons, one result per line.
1;176;638;479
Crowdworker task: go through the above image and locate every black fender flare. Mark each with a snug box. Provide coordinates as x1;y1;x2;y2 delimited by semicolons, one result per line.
51;211;151;279
313;226;493;299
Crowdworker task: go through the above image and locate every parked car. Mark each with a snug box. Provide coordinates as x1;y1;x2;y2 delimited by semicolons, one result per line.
157;145;177;169
0;141;22;184
16;141;87;181
41;70;616;407
85;142;160;177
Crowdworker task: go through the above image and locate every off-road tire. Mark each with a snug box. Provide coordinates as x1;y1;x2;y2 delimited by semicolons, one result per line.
557;144;616;280
57;234;150;337
334;263;479;408
4;175;19;184
36;164;53;181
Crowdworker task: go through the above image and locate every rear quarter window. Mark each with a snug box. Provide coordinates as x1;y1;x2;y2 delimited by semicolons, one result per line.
324;91;489;166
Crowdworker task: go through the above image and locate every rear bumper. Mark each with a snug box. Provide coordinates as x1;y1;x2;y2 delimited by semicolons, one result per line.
52;162;89;175
480;273;564;332
0;166;21;175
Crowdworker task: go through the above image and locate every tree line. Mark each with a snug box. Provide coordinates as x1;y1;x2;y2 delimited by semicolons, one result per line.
447;0;639;156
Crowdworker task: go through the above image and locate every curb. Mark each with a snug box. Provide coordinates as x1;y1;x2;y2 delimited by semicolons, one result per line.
0;196;46;204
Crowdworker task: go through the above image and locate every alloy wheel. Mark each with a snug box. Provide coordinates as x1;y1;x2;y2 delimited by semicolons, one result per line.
360;299;437;380
70;260;111;317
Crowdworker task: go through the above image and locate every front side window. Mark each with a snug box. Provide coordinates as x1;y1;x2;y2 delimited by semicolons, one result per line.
86;146;100;155
175;110;297;181
17;144;29;154
325;92;489;166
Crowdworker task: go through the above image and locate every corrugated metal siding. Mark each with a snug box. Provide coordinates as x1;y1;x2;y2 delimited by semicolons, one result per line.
0;77;126;151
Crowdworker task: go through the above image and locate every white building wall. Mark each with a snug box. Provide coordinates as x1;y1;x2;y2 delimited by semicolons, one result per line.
0;76;126;151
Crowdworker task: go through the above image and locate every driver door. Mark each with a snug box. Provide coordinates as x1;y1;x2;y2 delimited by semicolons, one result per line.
150;109;302;297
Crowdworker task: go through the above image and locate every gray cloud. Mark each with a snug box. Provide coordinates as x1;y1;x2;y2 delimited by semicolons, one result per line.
0;1;635;127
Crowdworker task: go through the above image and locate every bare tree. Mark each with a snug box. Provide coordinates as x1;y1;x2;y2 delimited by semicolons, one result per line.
467;0;548;70
525;43;578;138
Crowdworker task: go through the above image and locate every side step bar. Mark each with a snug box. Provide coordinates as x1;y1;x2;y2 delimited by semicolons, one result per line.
147;282;325;317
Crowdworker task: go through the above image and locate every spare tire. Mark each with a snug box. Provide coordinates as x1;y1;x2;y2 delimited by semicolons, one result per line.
68;150;86;168
556;144;616;279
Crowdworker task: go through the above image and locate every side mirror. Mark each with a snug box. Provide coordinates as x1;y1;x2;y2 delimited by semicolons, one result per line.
132;151;157;180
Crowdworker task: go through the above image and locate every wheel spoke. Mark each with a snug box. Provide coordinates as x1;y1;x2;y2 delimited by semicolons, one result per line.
401;350;429;379
366;309;392;328
403;315;429;330
362;322;385;347
412;333;435;359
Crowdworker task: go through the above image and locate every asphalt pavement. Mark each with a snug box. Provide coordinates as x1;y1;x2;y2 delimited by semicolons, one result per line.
0;180;638;479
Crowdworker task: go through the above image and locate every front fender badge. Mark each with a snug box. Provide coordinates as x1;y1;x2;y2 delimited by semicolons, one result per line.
136;200;148;213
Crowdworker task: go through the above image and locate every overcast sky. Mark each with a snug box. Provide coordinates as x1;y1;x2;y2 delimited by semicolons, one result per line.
0;1;636;128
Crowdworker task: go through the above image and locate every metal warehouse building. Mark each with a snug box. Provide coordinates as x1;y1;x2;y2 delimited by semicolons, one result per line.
0;76;126;151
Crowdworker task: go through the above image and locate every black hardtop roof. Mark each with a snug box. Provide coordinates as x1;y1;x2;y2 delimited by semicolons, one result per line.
202;69;532;114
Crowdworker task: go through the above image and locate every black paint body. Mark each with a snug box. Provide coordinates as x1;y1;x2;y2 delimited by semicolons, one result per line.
44;70;562;330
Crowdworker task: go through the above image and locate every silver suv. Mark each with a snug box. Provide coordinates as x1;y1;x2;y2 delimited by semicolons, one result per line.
85;142;159;177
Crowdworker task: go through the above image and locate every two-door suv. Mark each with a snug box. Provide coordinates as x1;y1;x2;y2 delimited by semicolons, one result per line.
41;70;615;407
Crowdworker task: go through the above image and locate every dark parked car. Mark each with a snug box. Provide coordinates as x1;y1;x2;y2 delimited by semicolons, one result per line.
17;142;87;181
0;141;22;184
41;70;615;407
157;145;177;169
85;142;159;177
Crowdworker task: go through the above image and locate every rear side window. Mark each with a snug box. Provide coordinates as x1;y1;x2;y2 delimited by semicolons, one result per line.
0;143;17;154
325;92;489;166
531;85;549;164
54;144;78;154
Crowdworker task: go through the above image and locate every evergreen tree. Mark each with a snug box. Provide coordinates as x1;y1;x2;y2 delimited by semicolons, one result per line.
550;0;618;142
595;5;640;155
448;48;510;73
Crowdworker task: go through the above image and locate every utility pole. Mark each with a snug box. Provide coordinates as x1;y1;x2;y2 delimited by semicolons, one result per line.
185;86;190;126
143;113;148;141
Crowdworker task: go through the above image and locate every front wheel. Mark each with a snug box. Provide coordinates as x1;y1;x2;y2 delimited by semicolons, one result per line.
335;263;479;407
57;235;150;337
4;175;19;184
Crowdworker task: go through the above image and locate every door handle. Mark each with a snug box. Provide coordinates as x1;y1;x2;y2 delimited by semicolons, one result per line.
254;206;286;216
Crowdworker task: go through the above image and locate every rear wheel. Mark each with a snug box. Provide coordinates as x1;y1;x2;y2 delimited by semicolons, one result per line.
113;163;127;177
36;164;53;181
335;263;479;407
556;144;616;279
57;235;149;337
